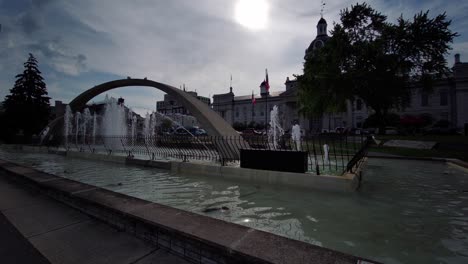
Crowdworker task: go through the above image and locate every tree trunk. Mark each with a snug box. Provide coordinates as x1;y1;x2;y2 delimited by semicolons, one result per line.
375;108;386;135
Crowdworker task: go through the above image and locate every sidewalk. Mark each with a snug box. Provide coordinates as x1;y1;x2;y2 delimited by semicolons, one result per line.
0;212;50;264
0;171;188;264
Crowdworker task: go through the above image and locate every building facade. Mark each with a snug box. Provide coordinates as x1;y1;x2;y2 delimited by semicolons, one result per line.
212;78;321;133
212;16;468;133
156;89;210;115
321;54;468;131
212;17;330;133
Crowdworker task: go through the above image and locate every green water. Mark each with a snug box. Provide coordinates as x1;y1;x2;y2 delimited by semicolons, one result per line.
0;148;467;264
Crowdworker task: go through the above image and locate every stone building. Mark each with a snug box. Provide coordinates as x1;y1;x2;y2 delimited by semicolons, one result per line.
156;89;210;115
212;17;330;133
213;16;468;133
321;54;468;131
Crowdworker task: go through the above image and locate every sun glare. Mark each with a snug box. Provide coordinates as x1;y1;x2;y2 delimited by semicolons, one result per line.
235;0;269;30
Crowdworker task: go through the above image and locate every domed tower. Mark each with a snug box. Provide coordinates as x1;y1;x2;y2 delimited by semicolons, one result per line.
304;17;330;59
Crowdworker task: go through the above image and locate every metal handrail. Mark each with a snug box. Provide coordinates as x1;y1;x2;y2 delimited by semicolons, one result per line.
46;134;369;175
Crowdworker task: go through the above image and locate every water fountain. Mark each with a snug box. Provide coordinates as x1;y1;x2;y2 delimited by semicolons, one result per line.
58;95;215;157
82;108;92;144
92;113;97;144
39;126;50;143
102;96;127;137
268;105;284;149
143;112;153;137
64;105;73;147
75;112;81;145
323;144;330;164
291;122;301;151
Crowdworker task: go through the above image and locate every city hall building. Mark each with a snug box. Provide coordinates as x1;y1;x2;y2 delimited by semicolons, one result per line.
212;17;468;134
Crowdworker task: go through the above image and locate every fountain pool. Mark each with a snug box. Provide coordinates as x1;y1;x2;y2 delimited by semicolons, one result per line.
0;148;467;264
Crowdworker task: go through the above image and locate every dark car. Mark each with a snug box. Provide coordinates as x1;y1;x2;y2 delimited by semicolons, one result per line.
174;127;208;136
241;128;262;136
173;127;190;136
425;120;458;135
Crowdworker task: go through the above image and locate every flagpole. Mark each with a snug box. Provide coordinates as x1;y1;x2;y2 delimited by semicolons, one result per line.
265;92;268;133
265;69;269;133
251;92;254;126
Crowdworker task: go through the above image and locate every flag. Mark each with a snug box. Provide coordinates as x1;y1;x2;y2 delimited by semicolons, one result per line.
251;91;256;105
265;68;270;91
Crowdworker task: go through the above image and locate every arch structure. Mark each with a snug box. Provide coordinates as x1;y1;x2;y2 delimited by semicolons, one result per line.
44;78;243;158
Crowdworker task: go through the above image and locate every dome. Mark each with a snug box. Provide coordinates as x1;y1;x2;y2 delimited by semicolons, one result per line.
317;17;327;25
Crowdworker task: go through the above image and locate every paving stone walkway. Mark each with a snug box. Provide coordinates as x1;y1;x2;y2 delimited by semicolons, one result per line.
0;171;189;264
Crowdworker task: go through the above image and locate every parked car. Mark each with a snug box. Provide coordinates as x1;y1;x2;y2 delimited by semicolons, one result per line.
241;128;262;136
194;128;207;136
173;127;207;136
334;127;346;134
350;128;370;135
173;127;190;136
424;120;458;135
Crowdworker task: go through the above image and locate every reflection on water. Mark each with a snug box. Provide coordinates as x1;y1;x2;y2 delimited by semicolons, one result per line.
1;149;467;264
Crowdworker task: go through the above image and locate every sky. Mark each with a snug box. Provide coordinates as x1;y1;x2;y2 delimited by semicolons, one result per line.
1;0;467;115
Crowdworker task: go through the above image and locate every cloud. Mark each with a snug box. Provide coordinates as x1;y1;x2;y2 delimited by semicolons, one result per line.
27;39;88;76
1;0;467;111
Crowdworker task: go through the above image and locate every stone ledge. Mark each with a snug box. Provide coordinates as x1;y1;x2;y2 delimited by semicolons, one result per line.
367;154;448;162
126;158;171;170
171;161;356;192
66;151;128;164
4;147;361;193
0;158;380;264
447;159;468;172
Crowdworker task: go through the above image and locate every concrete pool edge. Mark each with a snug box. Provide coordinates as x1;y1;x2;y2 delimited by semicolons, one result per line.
0;159;381;264
6;145;364;193
170;161;362;192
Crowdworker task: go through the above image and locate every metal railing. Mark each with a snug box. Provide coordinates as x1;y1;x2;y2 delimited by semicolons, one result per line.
45;134;369;175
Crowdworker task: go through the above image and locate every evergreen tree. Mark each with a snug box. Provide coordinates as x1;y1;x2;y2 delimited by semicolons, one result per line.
298;3;458;133
4;53;50;141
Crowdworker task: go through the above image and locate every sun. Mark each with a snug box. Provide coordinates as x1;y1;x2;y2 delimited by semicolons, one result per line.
235;0;269;30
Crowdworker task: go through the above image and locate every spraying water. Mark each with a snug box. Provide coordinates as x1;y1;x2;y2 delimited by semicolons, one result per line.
291;123;301;151
323;144;330;164
75;112;81;145
92;113;97;144
268;105;284;149
64;105;73;146
82;108;92;144
101;96;127;137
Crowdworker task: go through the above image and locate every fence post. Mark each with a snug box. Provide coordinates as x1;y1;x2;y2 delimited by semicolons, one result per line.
120;137;128;155
310;136;320;175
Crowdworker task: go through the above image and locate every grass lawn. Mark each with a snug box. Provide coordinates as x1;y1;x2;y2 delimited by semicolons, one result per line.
374;134;468;144
369;134;468;162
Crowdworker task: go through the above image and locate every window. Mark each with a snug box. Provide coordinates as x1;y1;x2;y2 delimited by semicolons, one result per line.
440;90;448;106
356;99;363;111
421;93;429;106
253;111;256;117
260;111;264;116
441;112;449;120
356;116;363;128
236;111;239;117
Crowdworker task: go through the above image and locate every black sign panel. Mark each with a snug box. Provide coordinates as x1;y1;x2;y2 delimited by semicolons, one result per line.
240;149;308;173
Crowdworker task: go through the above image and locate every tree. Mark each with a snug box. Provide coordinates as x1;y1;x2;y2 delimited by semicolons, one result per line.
298;3;458;133
3;53;51;141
